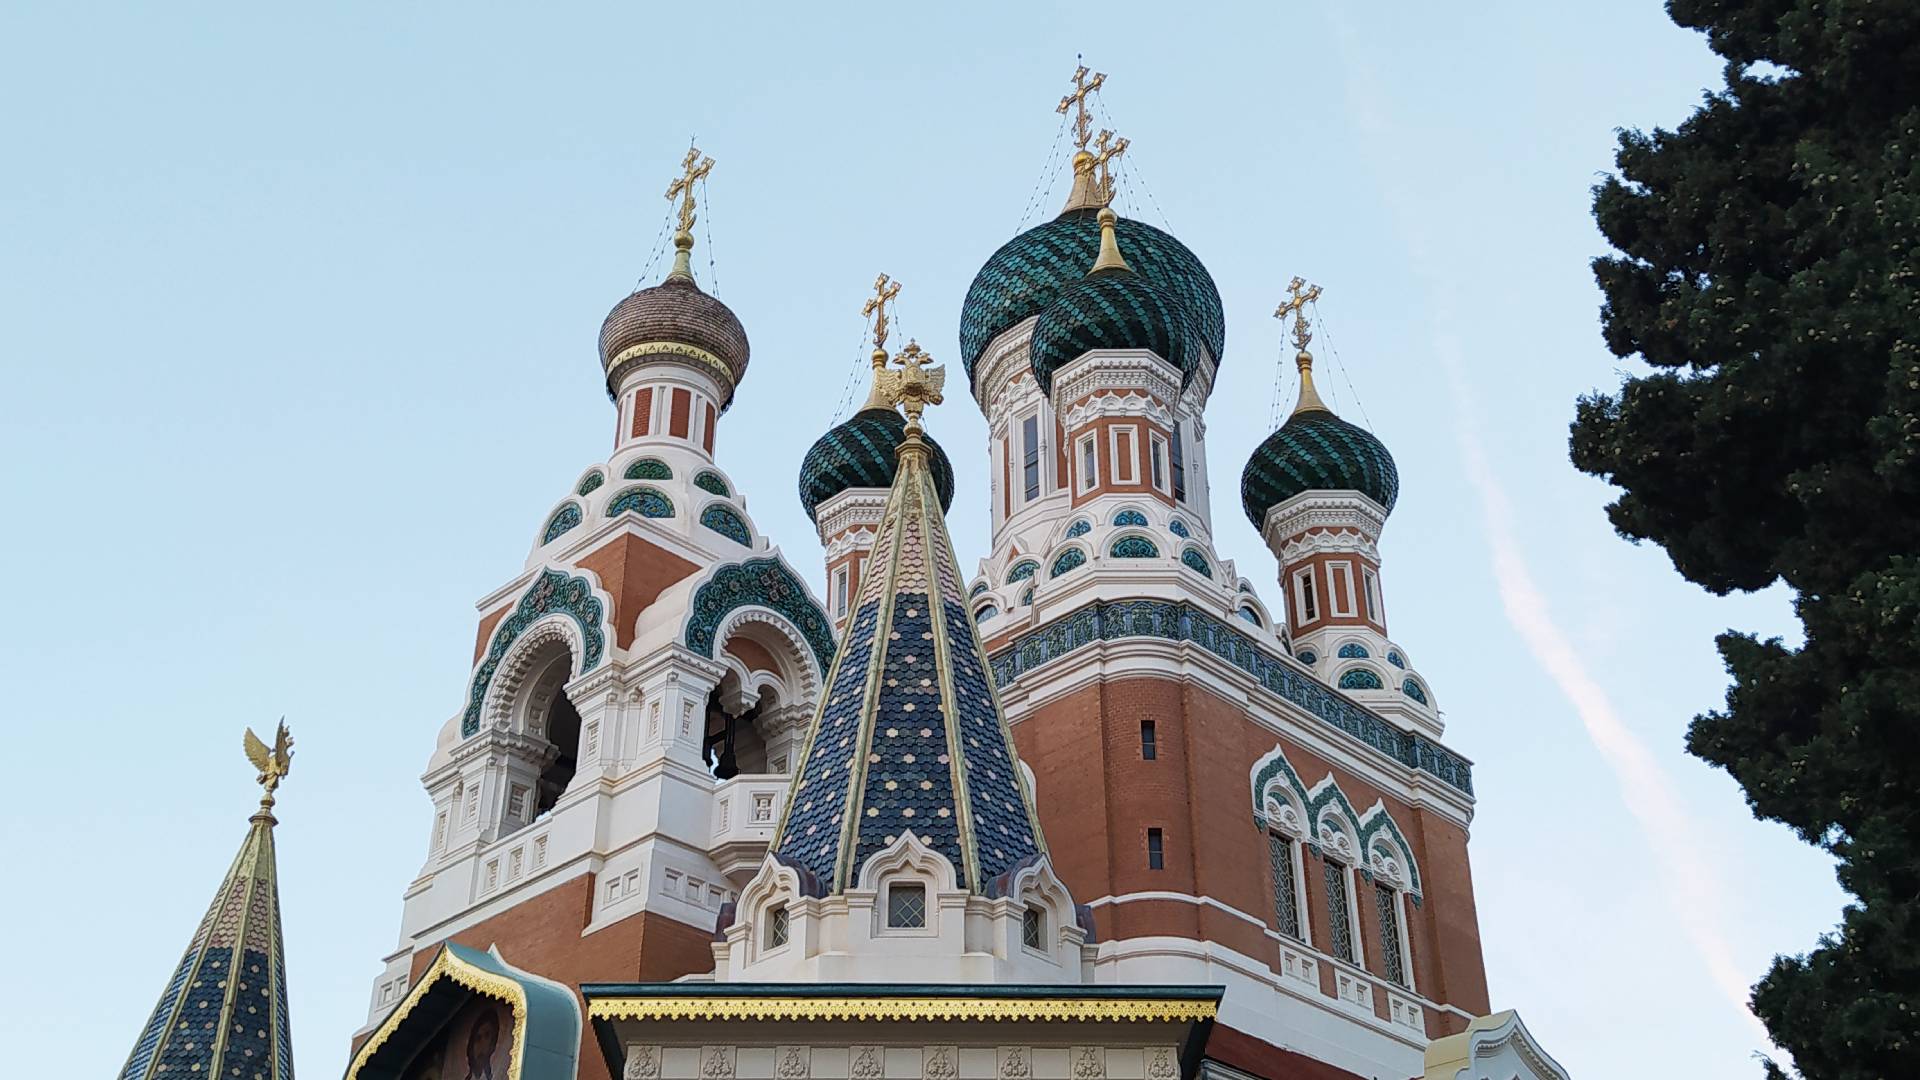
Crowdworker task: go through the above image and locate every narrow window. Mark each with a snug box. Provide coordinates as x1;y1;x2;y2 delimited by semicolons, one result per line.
1330;562;1356;617
1140;719;1157;760
1324;860;1354;962
1295;568;1319;623
1268;834;1302;941
1376;884;1407;986
1021;415;1041;502
1169;425;1187;501
1150;434;1168;492
1362;569;1382;624
833;567;850;617
888;883;927;928
1079;434;1099;492
1022;906;1044;949
766;905;790;949
1146;828;1164;870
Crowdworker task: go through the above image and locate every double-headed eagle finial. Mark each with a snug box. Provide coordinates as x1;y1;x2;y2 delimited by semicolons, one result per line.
243;719;295;814
872;339;945;435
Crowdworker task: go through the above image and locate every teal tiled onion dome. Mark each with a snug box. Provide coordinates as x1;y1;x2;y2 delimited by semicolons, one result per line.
1240;407;1400;527
1029;266;1201;396
799;407;956;522
598;274;751;409
957;209;1225;393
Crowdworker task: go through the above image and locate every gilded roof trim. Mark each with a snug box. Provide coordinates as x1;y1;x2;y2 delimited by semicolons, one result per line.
585;995;1218;1023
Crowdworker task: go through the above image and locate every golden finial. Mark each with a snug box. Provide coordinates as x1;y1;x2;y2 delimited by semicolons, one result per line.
1091;128;1129;206
1056;64;1106;153
1274;277;1330;415
663;146;715;282
875;340;946;437
860;274;904;409
242;719;295;818
1090;206;1129;273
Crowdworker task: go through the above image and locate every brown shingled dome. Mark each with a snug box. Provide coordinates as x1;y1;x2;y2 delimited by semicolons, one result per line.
598;275;751;409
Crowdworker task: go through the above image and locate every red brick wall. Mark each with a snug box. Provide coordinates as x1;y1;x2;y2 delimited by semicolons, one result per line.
632;387;653;439
575;533;701;649
668;388;691;438
1012;672;1489;1024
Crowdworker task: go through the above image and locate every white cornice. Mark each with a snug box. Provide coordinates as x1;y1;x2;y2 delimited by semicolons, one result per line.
1051;350;1181;414
1061;391;1176;431
1263;490;1389;549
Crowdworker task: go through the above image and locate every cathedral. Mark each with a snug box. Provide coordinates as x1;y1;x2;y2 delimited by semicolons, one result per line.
118;69;1567;1080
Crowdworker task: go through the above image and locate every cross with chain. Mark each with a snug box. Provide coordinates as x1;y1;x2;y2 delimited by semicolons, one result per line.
1056;64;1107;152
1274;276;1324;352
1091;128;1129;206
664;146;715;235
861;273;902;353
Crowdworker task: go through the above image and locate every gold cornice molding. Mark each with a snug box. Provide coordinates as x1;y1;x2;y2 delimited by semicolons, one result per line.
586;995;1217;1023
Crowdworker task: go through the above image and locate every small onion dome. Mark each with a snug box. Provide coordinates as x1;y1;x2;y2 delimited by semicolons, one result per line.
957;209;1224;395
798;407;956;523
1029;264;1200;397
598;274;751;410
1240;407;1400;527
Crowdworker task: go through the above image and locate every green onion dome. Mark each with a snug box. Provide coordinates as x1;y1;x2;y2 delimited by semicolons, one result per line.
1240;406;1400;527
958;209;1224;395
598;274;751;409
1029;267;1200;396
798;407;956;523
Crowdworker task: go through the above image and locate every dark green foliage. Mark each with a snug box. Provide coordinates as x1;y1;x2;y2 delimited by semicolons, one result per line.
1571;2;1920;1075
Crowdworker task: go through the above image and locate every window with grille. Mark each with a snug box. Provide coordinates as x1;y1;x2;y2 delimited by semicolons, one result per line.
1022;415;1041;502
1150;434;1168;492
1268;834;1302;941
1079;434;1098;492
1141;720;1157;760
888;883;927;928
1324;860;1354;962
1022;906;1044;950
1296;568;1319;623
766;905;789;949
1169;426;1187;501
1147;828;1164;870
834;567;850;617
1376;884;1406;986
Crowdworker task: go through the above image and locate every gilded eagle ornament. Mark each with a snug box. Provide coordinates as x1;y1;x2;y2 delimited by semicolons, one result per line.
244;719;295;807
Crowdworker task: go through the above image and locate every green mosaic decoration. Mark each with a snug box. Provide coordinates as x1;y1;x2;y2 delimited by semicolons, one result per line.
1113;508;1149;527
1402;678;1429;705
1064;519;1092;539
1168;517;1192;538
1297;648;1319;665
1029;270;1199;395
1387;650;1406;669
970;581;990;597
959;209;1225;388
542;504;582;544
1338;668;1384;691
1181;548;1213;578
1250;744;1423;899
701;503;752;545
1241;409;1400;526
1110;535;1159;559
1050;548;1087;577
989;600;1472;796
607;486;673;518
684;556;834;675
624;458;672;481
577;471;605;496
694;470;731;497
1005;560;1039;584
463;569;607;737
1338;643;1371;659
1021;586;1035;605
797;407;955;522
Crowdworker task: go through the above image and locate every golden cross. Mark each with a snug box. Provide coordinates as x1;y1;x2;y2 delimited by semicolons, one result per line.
862;273;903;353
1056;64;1106;152
1274;276;1323;352
664;146;715;235
1091;128;1129;206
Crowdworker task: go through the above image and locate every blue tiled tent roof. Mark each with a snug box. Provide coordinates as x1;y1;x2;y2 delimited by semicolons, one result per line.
958;210;1224;393
1240;407;1400;526
119;801;293;1080
774;420;1045;892
798;407;956;522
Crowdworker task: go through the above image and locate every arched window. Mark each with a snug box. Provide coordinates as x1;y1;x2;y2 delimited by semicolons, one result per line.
1112;508;1149;527
1109;536;1159;559
1323;858;1358;964
1402;678;1429;705
1049;548;1086;578
1063;519;1092;539
1168;517;1191;538
1180;548;1212;578
623;458;672;480
576;471;605;496
970;581;989;597
1005;560;1039;584
1296;649;1318;665
1386;649;1406;669
1337;642;1370;659
694;470;731;497
974;605;999;624
607;486;673;518
1338;667;1384;691
1375;883;1409;988
1267;831;1306;942
1237;606;1262;626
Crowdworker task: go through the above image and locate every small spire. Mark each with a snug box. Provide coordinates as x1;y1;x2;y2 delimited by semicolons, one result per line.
663;146;715;282
1090;206;1130;273
859;274;903;410
1274;277;1330;415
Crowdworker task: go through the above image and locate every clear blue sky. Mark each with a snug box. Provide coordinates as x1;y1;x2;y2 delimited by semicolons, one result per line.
0;3;1840;1077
